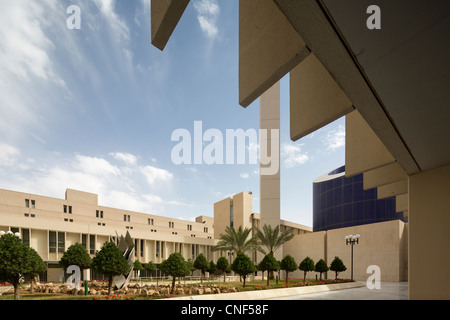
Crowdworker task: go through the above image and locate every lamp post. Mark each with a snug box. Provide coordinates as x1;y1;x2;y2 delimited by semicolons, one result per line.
345;234;360;281
0;231;20;237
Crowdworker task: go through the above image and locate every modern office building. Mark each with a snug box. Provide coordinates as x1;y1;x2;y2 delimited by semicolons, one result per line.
313;165;406;232
0;187;313;282
151;0;450;299
0;188;218;281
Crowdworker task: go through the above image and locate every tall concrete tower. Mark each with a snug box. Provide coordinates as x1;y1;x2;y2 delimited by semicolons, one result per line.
259;81;282;260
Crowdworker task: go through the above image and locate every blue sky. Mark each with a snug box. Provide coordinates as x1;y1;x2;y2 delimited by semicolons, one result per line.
0;0;345;227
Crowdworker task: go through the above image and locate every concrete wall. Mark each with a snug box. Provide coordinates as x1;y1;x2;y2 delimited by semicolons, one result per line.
283;220;407;282
409;163;450;299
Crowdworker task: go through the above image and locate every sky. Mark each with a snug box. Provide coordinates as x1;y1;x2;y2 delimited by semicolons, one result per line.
0;0;345;227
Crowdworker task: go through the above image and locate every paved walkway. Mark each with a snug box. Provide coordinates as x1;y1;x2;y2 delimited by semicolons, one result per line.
268;282;408;300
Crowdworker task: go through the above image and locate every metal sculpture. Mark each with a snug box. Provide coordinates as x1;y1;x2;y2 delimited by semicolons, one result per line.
112;231;134;289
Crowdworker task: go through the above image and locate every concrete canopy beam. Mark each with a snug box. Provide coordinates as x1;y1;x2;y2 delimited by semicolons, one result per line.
273;0;420;175
239;0;310;108
151;0;190;51
363;162;408;190
377;180;408;200
345;110;395;178
290;54;354;141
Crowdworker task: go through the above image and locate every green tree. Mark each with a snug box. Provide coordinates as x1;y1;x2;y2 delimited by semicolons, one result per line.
26;247;47;294
315;259;329;281
216;256;230;282
91;241;130;297
258;254;280;286
59;242;92;275
255;224;294;278
159;253;190;294
299;256;315;281
194;253;209;283
329;256;347;280
207;260;216;278
145;261;156;280
186;258;195;276
0;232;33;300
231;252;256;288
280;255;297;284
212;226;257;255
133;260;144;278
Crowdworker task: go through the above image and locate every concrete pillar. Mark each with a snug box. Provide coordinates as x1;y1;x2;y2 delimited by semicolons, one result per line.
259;82;281;260
409;163;450;299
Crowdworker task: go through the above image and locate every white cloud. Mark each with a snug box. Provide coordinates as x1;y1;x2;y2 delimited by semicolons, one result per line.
0;1;67;139
282;142;310;168
109;152;138;166
193;0;220;39
240;173;250;179
325;125;345;151
140;165;174;185
75;155;121;177
0;143;20;166
92;0;130;43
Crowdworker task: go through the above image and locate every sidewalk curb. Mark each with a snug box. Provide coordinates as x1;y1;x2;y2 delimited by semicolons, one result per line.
164;281;365;300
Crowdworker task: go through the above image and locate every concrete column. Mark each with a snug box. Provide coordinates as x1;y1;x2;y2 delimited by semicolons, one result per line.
259;82;281;260
409;163;450;299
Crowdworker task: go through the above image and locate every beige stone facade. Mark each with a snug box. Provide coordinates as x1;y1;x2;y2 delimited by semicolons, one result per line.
0;188;218;282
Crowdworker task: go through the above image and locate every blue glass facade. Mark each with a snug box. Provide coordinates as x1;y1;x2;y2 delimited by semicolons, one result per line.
313;166;406;232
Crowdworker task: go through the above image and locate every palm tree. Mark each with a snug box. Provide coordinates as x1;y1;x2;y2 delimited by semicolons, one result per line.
255;224;295;279
211;226;257;255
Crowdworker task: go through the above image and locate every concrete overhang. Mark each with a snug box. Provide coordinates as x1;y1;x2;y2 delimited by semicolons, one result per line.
275;0;450;175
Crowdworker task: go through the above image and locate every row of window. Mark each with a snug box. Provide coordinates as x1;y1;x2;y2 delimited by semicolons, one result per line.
9;227;209;260
23;199;209;233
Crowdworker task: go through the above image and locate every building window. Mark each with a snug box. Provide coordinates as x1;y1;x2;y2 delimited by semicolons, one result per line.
64;205;67;213
204;227;208;233
22;229;30;246
140;239;144;257
169;221;174;228
89;235;95;254
25;199;35;208
156;241;160;257
82;234;87;249
124;214;130;222
187;224;192;231
49;231;56;253
58;232;65;253
148;218;154;225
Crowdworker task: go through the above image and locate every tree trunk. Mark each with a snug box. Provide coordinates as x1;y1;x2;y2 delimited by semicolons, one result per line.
171;276;176;294
223;271;226;282
242;276;246;288
303;271;306;282
13;282;20;300
286;272;289;284
29;278;34;294
108;276;113;297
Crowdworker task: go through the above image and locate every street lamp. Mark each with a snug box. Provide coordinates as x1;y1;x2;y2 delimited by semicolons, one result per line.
0;231;20;237
345;234;360;280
